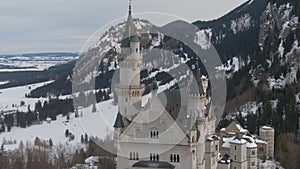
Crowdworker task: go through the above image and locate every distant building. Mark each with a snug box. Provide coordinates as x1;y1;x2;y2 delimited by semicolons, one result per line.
220;134;257;169
219;120;274;169
259;126;275;159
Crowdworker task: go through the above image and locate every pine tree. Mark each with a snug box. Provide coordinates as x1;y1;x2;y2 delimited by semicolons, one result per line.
0;124;5;133
65;129;69;137
66;113;70;121
1;143;4;151
81;135;84;143
85;133;89;144
49;138;53;147
92;103;97;113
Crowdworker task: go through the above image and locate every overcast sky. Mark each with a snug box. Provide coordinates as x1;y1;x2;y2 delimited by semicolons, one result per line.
0;0;247;54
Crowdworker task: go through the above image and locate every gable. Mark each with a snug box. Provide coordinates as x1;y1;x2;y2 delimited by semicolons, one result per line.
120;97;189;146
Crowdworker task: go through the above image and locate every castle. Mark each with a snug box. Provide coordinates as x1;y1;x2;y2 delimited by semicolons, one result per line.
113;2;274;169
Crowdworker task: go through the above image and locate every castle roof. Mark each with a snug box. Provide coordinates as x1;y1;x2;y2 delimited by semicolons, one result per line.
131;35;140;42
132;161;175;169
121;0;137;48
113;112;125;128
218;154;232;164
222;134;257;148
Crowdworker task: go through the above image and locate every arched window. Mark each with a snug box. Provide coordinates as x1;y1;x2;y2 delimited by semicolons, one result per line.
150;128;159;139
170;154;173;162
129;152;132;160
150;153;152;161
157;154;159;161
136;152;139;160
177;155;180;162
133;152;135;160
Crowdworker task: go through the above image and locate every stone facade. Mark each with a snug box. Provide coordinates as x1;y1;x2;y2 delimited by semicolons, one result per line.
259;126;275;159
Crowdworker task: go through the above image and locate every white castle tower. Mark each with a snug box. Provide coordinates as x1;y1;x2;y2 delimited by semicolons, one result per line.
188;61;212;169
115;0;145;121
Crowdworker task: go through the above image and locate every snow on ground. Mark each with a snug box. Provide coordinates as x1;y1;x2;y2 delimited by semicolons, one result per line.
0;76;176;151
216;57;242;75
0;81;9;85
194;28;212;50
231;13;252;34
258;159;283;169
267;64;298;89
0;99;118;151
0;81;53;113
232;101;261;117
0;55;77;72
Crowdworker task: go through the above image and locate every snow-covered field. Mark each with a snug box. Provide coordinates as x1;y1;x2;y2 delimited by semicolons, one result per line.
0;81;118;150
0;55;77;72
0;81;53;112
0;77;177;151
0;100;117;150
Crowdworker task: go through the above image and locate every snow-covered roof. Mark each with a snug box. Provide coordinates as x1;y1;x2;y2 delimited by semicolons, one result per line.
222;134;257;148
230;138;247;145
207;135;220;141
261;126;273;130
219;154;231;164
235;123;248;133
255;139;267;144
85;156;99;165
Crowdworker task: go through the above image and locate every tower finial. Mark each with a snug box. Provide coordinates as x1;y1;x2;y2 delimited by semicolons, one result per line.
129;0;132;15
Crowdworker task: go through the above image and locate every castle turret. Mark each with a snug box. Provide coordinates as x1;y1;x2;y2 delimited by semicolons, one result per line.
120;0;136;61
115;1;145;121
187;61;209;169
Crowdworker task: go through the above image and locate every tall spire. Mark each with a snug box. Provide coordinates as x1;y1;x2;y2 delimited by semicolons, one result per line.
121;0;136;47
129;0;132;15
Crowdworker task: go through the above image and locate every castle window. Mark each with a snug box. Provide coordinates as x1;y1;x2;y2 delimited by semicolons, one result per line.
170;154;180;163
150;153;159;161
252;150;256;155
235;145;237;150
130;152;139;160
252;161;255;166
150;129;159;139
215;145;218;151
136;48;138;53
192;136;195;142
234;155;237;160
